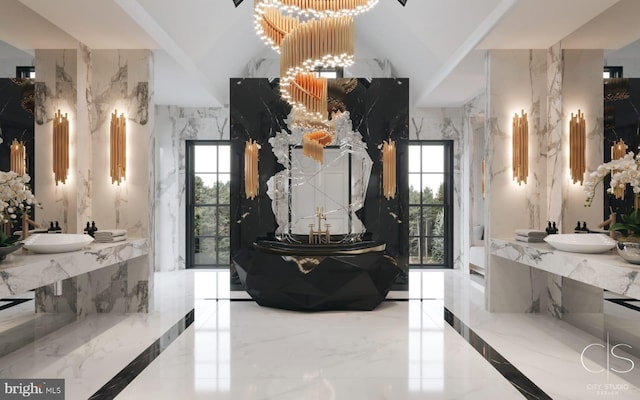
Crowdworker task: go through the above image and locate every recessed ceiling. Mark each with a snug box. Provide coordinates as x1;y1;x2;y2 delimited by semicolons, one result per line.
0;0;638;108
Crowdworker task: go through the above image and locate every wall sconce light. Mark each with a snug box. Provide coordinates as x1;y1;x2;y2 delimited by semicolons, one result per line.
512;110;528;185
569;109;586;185
611;138;627;199
10;139;26;176
110;110;126;185
244;139;260;199
382;139;396;200
53;109;69;185
611;138;627;160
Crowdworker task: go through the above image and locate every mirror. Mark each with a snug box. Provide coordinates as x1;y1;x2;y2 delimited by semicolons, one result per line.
267;111;372;241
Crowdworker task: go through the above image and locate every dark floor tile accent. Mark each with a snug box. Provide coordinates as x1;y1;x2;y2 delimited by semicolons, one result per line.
606;298;640;313
88;309;195;400
444;307;552;400
0;298;32;311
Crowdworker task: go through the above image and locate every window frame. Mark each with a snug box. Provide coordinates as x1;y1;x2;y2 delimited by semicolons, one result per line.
408;140;453;268
186;140;232;269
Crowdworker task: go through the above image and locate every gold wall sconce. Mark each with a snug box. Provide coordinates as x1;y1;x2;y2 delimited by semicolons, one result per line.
245;140;260;200
110;110;126;185
10;139;26;176
382;139;396;200
53;109;69;185
611;138;627;160
569;109;586;185
512;110;528;185
611;138;627;199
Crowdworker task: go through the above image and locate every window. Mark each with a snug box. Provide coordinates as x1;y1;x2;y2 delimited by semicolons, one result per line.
15;66;35;79
408;142;453;268
186;141;231;268
603;66;623;79
315;67;343;79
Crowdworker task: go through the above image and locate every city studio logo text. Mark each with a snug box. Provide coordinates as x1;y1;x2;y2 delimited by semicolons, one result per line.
581;335;634;374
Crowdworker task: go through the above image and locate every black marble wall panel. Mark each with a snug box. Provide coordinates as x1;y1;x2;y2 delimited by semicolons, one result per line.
230;78;409;289
603;78;640;217
0;78;35;185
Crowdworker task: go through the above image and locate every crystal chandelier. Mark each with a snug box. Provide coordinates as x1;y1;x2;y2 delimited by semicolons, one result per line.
254;0;377;162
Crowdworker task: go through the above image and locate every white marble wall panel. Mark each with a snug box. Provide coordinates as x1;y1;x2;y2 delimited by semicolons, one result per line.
547;44;564;233
89;50;151;239
487;254;548;313
463;94;486;273
486;50;547;241
34;49;78;232
154;106;230;271
75;43;92;233
410;107;464;270
562;50;604;230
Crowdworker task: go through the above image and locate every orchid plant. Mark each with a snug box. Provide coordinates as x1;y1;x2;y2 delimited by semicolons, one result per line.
0;171;38;246
584;151;640;239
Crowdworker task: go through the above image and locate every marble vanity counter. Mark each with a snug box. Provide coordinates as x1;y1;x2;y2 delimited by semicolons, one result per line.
0;238;148;297
490;238;640;298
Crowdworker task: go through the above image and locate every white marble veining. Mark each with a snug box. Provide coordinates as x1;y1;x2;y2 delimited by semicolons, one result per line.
1;270;639;399
0;238;148;297
546;43;564;232
491;238;640;298
154;106;230;272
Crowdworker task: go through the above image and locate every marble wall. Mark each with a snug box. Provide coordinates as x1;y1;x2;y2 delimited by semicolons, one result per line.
485;47;605;312
562;50;604;228
33;47;154;313
34;49;79;232
409;107;465;270
154;105;230;272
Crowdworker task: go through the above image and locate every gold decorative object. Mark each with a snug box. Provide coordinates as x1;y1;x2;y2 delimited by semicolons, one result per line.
110;110;126;185
53;109;69;185
302;131;334;163
570;110;586;185
10;139;26;176
512;110;528;185
611;139;627;160
382;139;396;200
611;139;628;199
279;15;354;120
245;140;260;199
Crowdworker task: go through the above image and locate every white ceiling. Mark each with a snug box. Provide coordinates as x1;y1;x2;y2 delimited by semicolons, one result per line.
1;0;638;108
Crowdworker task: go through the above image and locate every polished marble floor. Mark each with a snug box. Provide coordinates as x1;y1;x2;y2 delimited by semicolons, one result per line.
0;270;639;399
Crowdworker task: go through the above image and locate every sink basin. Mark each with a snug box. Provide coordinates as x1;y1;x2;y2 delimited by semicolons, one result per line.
22;234;95;254
543;233;616;253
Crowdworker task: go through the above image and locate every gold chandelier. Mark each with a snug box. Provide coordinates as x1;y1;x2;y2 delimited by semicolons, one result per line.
254;0;376;163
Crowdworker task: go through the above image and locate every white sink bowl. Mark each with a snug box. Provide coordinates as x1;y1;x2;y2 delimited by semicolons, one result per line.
22;234;94;254
543;233;616;253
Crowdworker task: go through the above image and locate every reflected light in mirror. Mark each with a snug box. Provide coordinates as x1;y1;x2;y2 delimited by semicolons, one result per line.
10;139;26;176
